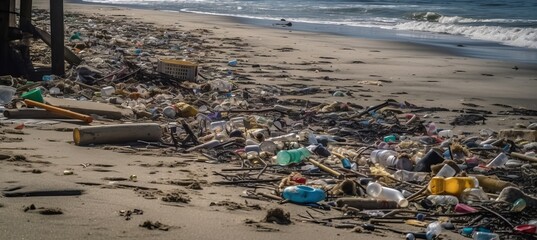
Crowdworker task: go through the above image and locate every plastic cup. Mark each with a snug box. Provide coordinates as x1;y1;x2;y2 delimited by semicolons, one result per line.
486;152;508;167
101;86;115;97
436;164;456;178
21;88;44;103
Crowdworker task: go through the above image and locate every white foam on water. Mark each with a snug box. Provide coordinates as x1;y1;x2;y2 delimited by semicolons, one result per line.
394;21;537;48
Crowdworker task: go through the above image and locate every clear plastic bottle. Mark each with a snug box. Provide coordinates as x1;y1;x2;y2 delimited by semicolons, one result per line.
266;133;298;142
460;188;489;202
393;170;429;182
472;232;499;240
438;129;454;138
371;150;413;170
426;221;443;239
366;182;408;207
426;195;459;206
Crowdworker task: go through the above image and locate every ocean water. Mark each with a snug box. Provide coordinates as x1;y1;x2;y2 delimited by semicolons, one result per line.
81;0;537;63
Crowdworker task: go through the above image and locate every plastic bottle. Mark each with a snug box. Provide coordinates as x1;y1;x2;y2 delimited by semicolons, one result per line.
259;141;279;154
393;170;429;182
460;188;489;202
428;176;479;196
472;231;499;240
370;150;412;170
276;147;311;166
426;122;437;136
426;195;459;206
426;221;443;239
273;104;293;113
282;185;326;204
511;198;526;212
383;135;396;142
475;175;515;193
438;129;454;138
366;182;408;207
162;106;176;118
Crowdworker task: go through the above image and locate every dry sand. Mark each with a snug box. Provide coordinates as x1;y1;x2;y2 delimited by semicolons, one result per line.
1;1;536;239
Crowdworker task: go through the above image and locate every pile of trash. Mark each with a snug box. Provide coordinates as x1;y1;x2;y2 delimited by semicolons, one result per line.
1;10;537;240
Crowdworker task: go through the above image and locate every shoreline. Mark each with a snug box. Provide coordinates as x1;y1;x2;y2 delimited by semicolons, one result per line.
68;0;537;64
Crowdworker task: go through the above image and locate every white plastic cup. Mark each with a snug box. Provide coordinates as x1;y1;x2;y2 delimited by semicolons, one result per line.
101;86;115;97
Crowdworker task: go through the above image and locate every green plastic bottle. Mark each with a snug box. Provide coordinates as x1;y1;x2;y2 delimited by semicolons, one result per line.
276;147;311;166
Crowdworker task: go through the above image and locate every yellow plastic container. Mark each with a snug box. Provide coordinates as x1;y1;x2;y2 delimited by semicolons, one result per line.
428;177;478;196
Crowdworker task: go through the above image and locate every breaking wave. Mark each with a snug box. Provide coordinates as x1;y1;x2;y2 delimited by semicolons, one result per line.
395;21;537;48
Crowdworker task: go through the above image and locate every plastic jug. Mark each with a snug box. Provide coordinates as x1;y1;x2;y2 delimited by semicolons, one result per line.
282;185;326;204
276;147;311;166
428;177;478;196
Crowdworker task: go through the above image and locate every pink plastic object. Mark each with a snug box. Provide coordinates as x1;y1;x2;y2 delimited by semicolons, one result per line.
514;225;537;234
454;203;478;213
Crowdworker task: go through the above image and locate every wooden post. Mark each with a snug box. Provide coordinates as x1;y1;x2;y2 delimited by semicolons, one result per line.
50;1;64;75
9;0;16;27
0;1;10;75
20;0;33;32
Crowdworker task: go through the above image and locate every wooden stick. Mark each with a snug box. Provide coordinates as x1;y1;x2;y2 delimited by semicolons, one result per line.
511;152;537;163
308;159;342;178
24;99;93;123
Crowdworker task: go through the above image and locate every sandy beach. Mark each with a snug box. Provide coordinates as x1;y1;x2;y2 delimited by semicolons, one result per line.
1;1;536;239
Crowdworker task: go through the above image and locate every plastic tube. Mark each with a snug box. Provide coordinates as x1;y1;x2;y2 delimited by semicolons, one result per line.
73;123;161;146
25;99;93;123
3;109;66;119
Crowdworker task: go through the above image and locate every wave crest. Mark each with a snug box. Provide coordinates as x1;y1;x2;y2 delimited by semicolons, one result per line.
395;21;537;48
409;12;443;22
